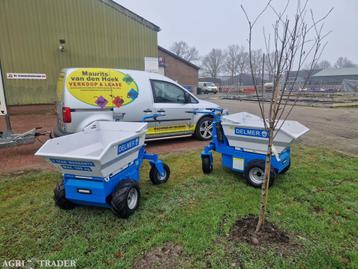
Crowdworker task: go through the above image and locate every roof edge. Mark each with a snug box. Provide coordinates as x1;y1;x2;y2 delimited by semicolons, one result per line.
100;0;160;32
158;46;200;70
313;67;358;77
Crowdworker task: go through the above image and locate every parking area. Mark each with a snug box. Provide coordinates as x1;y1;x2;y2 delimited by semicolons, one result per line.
205;96;358;156
0;105;208;175
1;100;357;175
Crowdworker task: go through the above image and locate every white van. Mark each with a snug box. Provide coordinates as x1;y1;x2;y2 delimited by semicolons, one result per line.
54;68;221;141
198;82;218;94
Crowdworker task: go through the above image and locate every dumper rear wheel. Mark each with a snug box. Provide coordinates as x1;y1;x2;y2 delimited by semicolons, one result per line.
111;181;140;218
54;181;75;210
150;163;170;185
244;160;276;188
202;156;213;174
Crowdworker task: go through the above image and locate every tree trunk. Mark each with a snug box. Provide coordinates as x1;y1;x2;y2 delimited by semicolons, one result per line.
255;127;274;233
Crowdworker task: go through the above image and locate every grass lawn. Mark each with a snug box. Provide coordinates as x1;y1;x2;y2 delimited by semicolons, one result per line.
0;145;357;269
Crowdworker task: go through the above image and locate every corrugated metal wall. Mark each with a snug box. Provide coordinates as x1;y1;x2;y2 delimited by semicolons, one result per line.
0;0;158;105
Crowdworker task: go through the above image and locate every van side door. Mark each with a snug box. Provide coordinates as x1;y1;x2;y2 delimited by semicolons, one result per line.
150;80;196;137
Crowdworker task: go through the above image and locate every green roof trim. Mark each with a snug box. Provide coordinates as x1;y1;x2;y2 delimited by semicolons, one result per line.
100;0;161;32
313;67;358;77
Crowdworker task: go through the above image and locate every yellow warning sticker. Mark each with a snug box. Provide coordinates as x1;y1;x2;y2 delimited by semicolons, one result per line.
233;158;244;170
66;68;139;108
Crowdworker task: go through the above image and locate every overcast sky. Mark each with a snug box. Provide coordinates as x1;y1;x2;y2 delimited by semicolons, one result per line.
115;0;358;65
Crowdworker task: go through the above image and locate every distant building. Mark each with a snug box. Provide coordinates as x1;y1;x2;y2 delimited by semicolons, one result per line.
286;69;322;84
312;67;358;85
158;46;200;93
198;77;222;85
221;74;266;86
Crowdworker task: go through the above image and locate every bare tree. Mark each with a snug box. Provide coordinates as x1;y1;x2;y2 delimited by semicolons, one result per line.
264;52;276;81
251;49;264;78
170;41;200;62
304;59;331;69
238;50;249;86
224;45;242;81
202;49;225;79
241;0;332;234
334;57;356;68
316;60;331;69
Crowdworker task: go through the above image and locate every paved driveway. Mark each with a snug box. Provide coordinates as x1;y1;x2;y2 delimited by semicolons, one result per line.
206;97;358;156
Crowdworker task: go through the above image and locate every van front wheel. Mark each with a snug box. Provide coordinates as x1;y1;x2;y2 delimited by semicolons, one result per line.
195;116;213;141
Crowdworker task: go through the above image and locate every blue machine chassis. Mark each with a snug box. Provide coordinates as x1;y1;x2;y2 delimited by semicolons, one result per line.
63;146;165;208
199;109;291;176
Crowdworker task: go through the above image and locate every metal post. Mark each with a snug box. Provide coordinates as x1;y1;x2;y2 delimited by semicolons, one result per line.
0;60;12;134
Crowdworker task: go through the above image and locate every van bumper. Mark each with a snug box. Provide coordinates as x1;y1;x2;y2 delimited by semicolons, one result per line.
53;126;70;137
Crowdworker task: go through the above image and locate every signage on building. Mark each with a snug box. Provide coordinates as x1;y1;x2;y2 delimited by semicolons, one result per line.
144;57;159;73
6;73;47;80
158;57;165;67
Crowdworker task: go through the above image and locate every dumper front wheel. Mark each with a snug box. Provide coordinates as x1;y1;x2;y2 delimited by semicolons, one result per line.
244;160;276;188
111;181;140;218
150;163;170;185
202;156;213;174
54;181;75;210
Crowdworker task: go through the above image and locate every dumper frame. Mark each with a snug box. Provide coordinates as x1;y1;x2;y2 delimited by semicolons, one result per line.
39;114;170;218
59;146;168;216
192;108;291;188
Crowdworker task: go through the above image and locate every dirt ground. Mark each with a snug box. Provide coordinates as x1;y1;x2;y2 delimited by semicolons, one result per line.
0;100;357;175
229;215;299;257
133;243;187;269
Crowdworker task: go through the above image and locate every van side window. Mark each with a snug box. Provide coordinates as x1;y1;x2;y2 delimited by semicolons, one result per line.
151;80;186;103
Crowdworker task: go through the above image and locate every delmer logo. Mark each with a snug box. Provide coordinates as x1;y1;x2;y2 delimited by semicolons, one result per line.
117;137;140;155
234;127;270;138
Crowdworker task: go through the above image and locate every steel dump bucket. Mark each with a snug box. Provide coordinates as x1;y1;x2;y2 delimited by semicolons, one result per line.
36;121;147;178
221;112;309;155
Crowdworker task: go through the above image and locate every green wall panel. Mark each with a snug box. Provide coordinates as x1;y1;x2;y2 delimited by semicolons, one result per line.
0;0;158;105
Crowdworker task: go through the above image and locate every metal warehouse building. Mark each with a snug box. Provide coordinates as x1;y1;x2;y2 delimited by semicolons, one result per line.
0;0;160;105
312;67;358;85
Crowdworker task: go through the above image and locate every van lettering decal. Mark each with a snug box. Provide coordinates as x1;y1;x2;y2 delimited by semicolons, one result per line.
147;124;195;135
66;68;139;108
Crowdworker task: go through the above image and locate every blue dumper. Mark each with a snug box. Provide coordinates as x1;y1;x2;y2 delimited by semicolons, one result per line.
196;109;309;187
36;118;170;218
